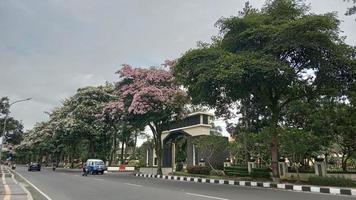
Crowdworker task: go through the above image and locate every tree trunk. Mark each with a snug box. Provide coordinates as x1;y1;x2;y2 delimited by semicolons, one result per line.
124;138;128;160
69;149;74;168
120;140;125;164
271;133;279;177
270;106;280;178
243;132;249;165
156;132;163;175
109;133;117;166
296;166;300;183
132;132;138;159
341;154;349;172
89;139;96;158
149;123;162;175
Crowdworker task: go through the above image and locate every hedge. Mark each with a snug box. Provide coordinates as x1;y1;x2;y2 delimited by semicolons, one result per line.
187;166;211;175
224;166;249;177
308;176;356;187
251;168;271;178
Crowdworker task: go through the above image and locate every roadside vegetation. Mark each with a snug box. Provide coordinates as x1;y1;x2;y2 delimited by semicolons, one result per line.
1;0;355;181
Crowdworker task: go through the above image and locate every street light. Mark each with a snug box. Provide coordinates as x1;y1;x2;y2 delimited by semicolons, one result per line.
1;98;32;161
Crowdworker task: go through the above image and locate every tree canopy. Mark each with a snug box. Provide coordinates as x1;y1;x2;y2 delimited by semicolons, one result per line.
102;64;189;174
173;0;356;176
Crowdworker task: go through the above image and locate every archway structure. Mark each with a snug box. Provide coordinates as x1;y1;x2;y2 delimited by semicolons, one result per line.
161;112;214;170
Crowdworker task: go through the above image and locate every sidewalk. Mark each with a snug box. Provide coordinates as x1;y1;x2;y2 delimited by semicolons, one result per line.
0;166;31;200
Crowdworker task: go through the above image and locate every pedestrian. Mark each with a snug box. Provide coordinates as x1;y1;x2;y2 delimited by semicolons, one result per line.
82;162;88;176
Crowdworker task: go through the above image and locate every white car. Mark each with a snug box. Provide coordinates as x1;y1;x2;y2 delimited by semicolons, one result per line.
86;159;106;175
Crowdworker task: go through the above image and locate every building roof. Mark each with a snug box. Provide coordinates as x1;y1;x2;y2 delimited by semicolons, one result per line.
187;112;214;117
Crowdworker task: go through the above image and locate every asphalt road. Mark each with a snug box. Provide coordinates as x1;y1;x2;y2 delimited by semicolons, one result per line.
13;166;353;200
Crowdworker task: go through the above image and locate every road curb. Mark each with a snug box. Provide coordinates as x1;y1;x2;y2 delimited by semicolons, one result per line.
135;173;356;197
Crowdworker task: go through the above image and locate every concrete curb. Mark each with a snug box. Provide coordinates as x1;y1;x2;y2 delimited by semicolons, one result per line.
135;173;356;197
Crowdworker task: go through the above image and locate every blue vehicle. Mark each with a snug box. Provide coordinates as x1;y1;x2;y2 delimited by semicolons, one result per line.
86;159;106;175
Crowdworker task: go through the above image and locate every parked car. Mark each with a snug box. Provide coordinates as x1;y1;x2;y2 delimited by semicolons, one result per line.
86;159;106;175
28;162;41;171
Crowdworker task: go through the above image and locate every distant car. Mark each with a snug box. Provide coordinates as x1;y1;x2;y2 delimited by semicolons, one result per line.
28;162;41;171
86;159;106;175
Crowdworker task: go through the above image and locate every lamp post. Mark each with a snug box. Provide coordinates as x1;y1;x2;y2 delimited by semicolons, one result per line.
1;98;31;162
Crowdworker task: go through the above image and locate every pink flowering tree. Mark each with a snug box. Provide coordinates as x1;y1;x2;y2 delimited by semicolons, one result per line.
103;63;188;175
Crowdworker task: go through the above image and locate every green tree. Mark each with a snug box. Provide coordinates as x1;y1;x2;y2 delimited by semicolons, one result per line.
344;0;356;16
327;102;356;171
1;97;24;147
280;128;317;182
63;84;116;158
0;97;9;116
173;0;356;176
2;118;24;145
17;84;118;167
195;135;228;171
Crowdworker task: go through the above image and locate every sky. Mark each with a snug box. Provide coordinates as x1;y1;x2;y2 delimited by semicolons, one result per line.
1;0;355;136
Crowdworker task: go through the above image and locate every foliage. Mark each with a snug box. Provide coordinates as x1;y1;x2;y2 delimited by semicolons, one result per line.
327;169;356;174
102;64;188;175
330;102;356;171
0;97;24;146
0;117;24;145
16;84;118;166
344;0;356;16
228;131;270;166
308;176;356;187
250;168;271;178
0;97;9;116
173;0;356;176
280;128;318;181
186;166;211;175
195;135;228;170
224;166;249;177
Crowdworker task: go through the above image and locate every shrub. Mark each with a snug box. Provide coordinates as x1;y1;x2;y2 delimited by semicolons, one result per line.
127;160;140;167
187;166;211;175
327;170;356;174
176;162;183;172
288;166;314;173
224;166;249;177
251;168;271;178
308;176;356;187
210;170;225;176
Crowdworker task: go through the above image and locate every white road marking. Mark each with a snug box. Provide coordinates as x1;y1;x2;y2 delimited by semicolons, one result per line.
2;169;11;200
186;193;229;200
124;183;142;187
94;178;104;181
12;169;53;200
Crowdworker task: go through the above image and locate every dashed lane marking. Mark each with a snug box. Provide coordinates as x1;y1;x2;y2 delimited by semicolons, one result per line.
186;193;229;200
124;183;142;187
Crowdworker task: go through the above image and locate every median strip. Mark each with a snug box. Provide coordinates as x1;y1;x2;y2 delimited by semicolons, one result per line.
135;173;356;197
